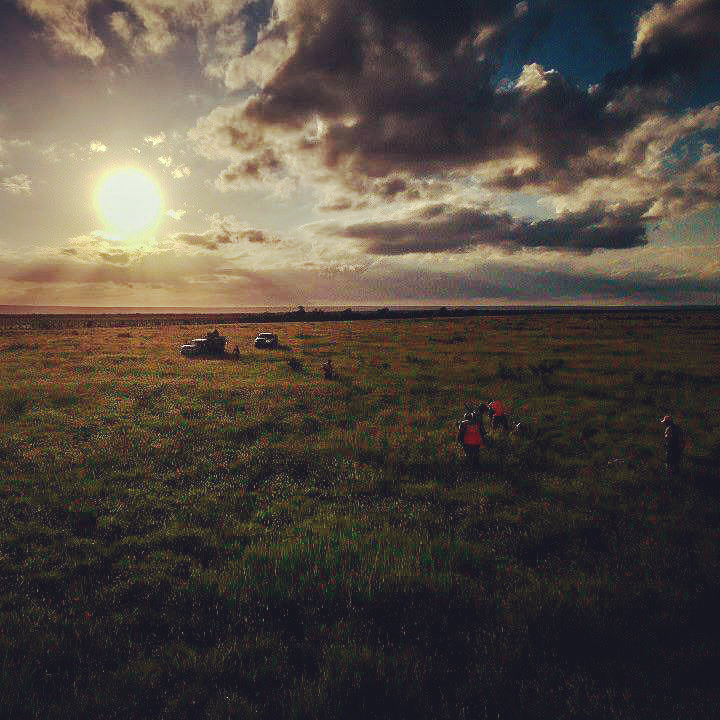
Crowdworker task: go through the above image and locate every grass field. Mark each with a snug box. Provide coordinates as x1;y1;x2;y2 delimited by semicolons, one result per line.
1;310;720;719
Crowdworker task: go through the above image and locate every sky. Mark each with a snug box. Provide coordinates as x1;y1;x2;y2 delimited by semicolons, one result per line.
1;0;719;308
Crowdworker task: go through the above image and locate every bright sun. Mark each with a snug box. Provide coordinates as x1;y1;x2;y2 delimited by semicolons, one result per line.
94;167;163;237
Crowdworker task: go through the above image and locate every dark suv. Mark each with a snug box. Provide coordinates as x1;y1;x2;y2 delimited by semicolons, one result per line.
254;332;279;349
180;330;227;357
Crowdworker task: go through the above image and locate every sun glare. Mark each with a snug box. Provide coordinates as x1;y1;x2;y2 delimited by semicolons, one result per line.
94;167;163;237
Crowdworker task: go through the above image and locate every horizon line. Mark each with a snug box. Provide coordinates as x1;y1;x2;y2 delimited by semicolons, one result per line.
1;302;718;316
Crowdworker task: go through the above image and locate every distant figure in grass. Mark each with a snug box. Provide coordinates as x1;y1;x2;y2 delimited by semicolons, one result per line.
487;400;509;433
322;358;334;380
457;404;487;463
232;345;240;359
661;414;684;480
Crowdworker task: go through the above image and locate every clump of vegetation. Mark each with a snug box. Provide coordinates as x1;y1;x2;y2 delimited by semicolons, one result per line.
0;342;29;353
287;356;305;373
497;360;516;379
528;357;565;386
448;332;466;343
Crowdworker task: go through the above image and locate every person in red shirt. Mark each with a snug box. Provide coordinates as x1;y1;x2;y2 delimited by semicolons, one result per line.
488;400;509;433
457;405;487;463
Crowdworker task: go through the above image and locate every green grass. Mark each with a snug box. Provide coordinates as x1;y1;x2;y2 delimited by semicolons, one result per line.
1;312;720;718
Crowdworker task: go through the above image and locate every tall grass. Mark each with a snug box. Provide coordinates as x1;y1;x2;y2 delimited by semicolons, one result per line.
1;312;719;718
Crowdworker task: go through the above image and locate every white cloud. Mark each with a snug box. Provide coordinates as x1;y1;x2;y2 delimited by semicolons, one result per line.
515;63;561;94
144;131;166;146
166;208;187;220
172;165;192;179
1;174;32;195
158;155;173;167
89;140;107;153
545;103;720;218
18;0;258;62
207;14;296;91
18;0;104;62
109;11;133;43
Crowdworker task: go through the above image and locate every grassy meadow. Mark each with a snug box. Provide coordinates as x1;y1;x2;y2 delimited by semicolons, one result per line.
1;310;720;719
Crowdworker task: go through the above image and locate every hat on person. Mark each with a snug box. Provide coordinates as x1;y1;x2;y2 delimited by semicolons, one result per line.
660;415;672;424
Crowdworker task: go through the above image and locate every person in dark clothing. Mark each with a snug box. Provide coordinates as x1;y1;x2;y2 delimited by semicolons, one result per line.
661;415;684;480
487;400;510;432
322;358;334;379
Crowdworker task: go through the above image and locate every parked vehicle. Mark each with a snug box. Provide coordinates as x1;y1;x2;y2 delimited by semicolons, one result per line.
180;329;227;357
254;332;279;349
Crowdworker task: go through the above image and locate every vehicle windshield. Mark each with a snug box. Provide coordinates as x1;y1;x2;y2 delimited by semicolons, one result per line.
258;333;275;338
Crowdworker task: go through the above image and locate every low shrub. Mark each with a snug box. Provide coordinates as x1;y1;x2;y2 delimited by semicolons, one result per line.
287;357;305;373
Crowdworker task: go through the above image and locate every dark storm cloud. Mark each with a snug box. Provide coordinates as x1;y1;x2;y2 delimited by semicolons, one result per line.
260;260;720;305
242;229;273;243
173;231;232;251
232;149;282;178
216;148;285;190
189;0;719;218
325;203;650;254
198;0;520;174
316;176;447;211
317;196;356;211
631;0;720;85
173;225;275;250
18;0;719;195
364;264;720;303
375;177;408;199
241;2;514;173
213;2;605;173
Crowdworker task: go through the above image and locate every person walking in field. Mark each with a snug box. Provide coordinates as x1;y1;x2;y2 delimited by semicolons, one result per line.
487;400;509;433
458;405;487;463
322;358;334;379
661;414;684;480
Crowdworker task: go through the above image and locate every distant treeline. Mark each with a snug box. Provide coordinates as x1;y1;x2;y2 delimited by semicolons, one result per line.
0;305;717;330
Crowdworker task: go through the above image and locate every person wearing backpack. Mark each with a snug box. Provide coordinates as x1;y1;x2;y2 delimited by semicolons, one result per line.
660;414;684;480
458;405;487;463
